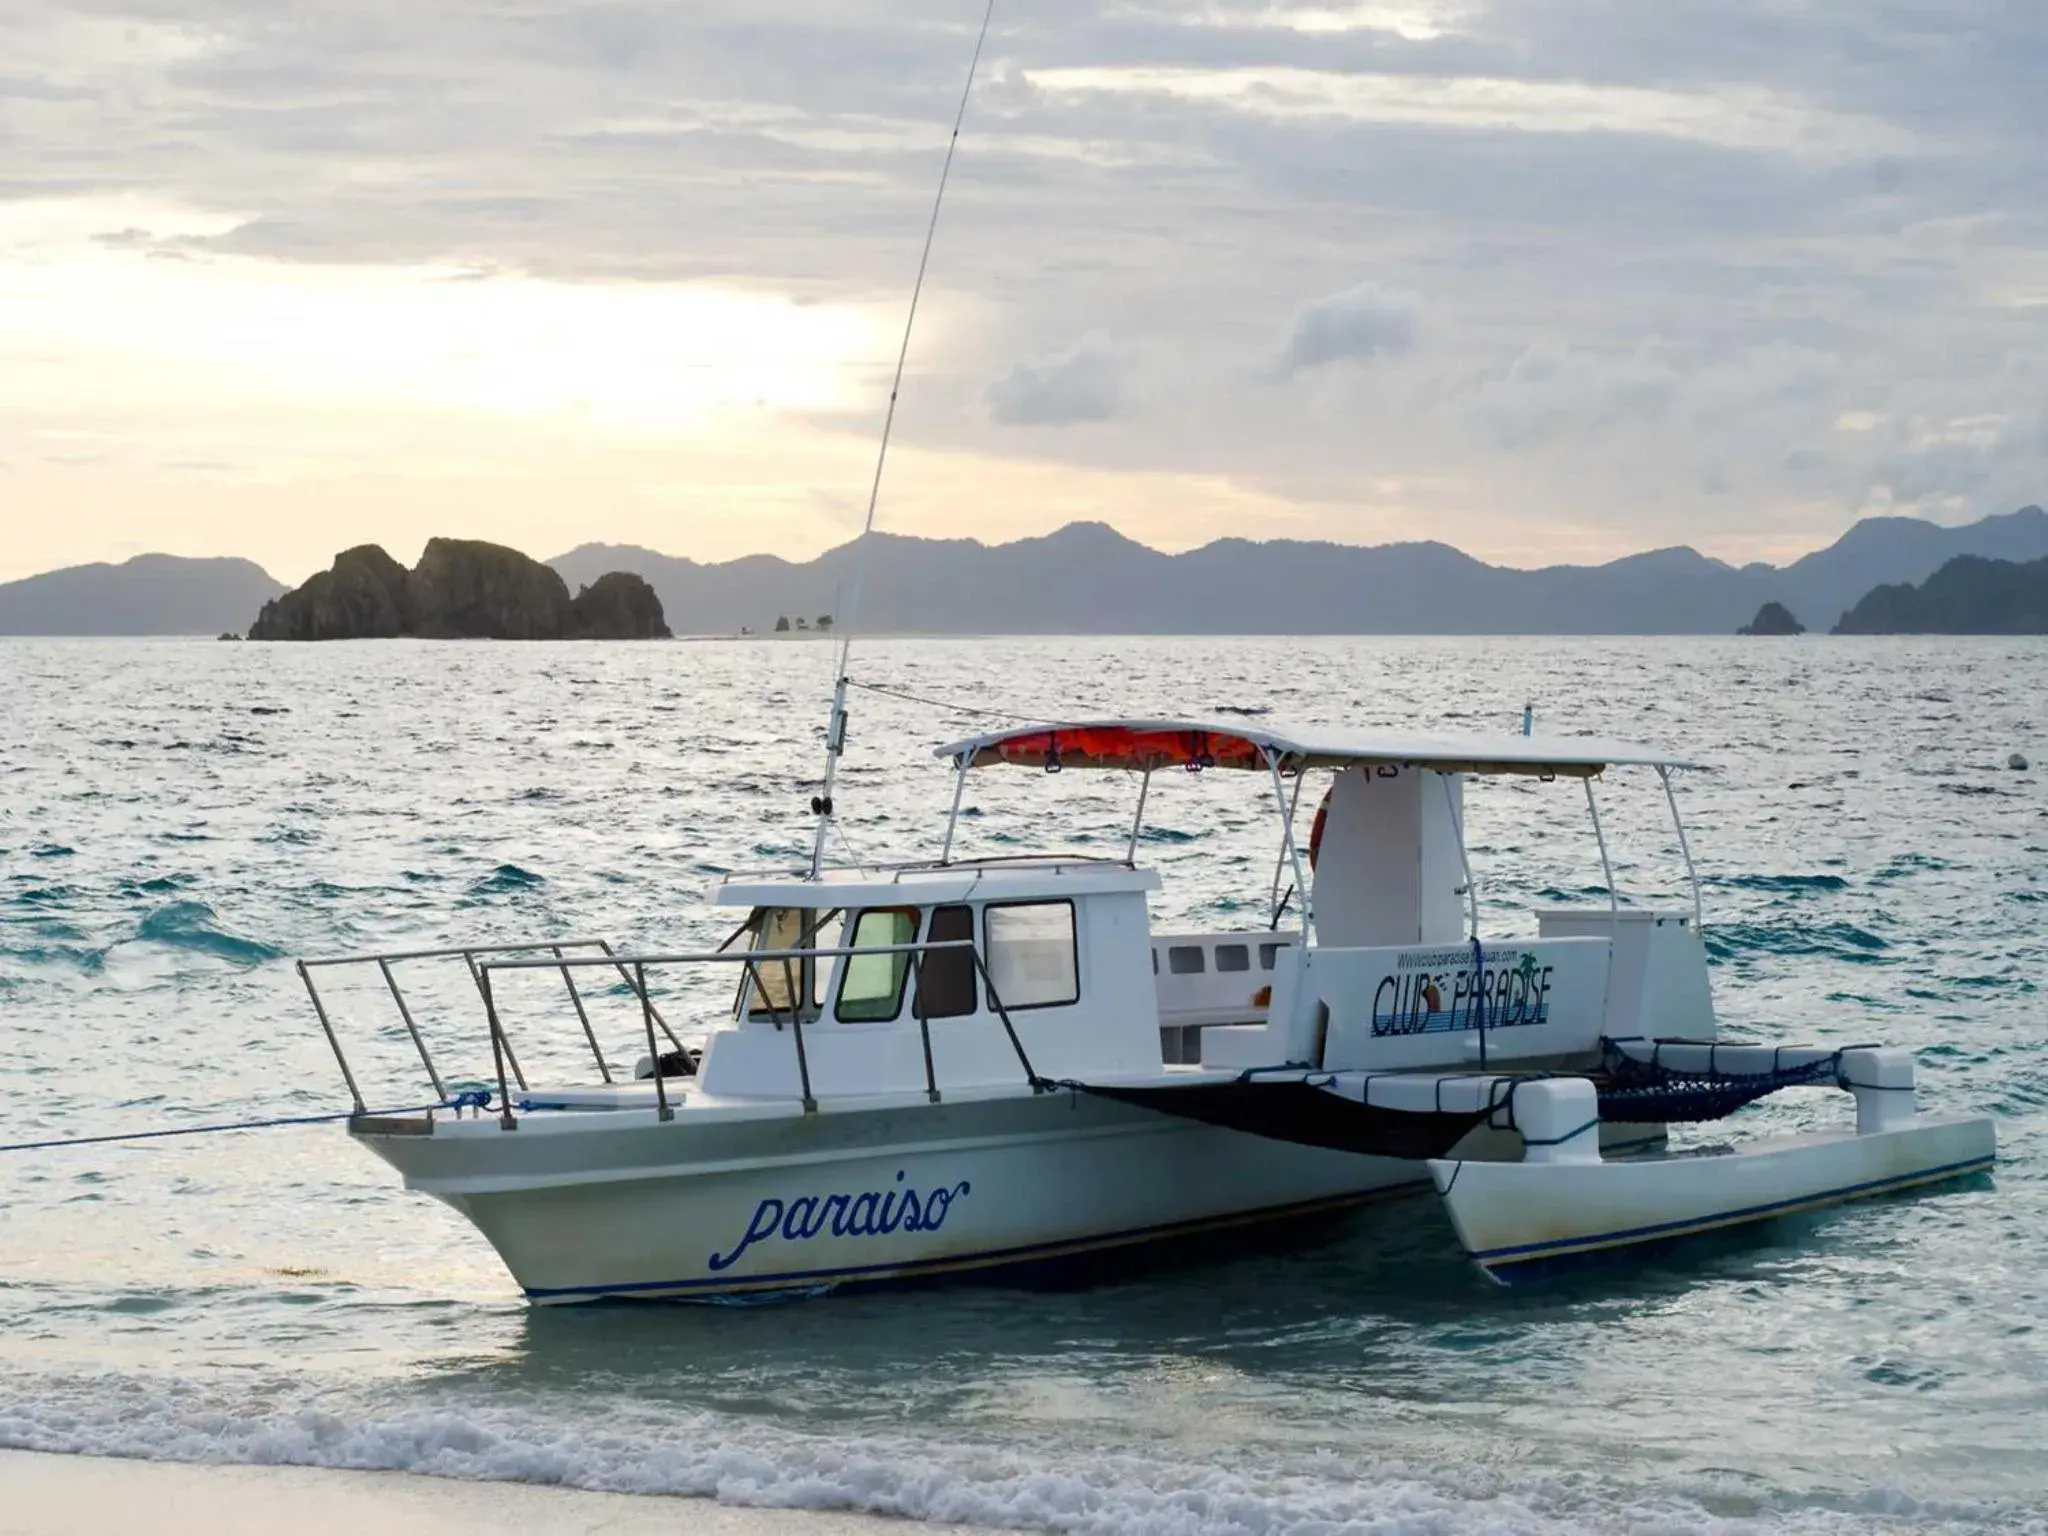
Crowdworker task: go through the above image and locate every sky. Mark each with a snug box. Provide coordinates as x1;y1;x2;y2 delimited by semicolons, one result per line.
2;0;2045;585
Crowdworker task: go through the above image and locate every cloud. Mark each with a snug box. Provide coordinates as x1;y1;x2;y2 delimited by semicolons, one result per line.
5;0;2048;581
986;344;1126;425
1027;67;1917;161
1274;283;1418;374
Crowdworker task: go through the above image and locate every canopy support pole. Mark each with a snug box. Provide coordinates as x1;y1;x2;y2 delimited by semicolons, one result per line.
1439;773;1481;940
1584;776;1620;916
938;754;970;865
1264;750;1312;939
1268;767;1307;927
1125;766;1153;867
1658;764;1704;928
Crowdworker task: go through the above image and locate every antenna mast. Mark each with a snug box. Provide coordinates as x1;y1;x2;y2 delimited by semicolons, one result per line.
808;0;998;878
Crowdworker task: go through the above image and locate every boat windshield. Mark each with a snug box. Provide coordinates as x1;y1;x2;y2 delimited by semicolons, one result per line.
740;906;833;1021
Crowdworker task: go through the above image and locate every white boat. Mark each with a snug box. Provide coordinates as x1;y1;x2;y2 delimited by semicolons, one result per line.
296;717;1996;1301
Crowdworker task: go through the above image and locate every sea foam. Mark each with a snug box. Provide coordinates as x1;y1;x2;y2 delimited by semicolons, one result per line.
0;1377;2031;1536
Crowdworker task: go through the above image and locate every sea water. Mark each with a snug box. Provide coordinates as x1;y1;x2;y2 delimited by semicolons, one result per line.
0;635;2043;1535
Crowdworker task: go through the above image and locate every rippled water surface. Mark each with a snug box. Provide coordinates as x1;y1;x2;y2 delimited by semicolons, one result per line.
1;636;2044;1534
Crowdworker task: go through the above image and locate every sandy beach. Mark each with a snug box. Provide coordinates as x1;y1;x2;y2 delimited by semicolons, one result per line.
0;1451;991;1536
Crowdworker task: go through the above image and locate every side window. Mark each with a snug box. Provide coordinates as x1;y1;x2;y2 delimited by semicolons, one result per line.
915;905;978;1019
837;907;919;1023
984;900;1079;1010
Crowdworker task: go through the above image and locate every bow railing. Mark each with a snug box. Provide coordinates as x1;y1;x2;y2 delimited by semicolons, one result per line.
294;936;1039;1132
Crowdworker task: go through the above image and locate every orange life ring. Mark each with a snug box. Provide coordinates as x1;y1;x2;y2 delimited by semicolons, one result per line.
1307;787;1332;869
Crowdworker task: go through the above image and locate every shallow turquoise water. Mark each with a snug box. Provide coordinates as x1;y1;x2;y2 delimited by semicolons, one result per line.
1;636;2043;1534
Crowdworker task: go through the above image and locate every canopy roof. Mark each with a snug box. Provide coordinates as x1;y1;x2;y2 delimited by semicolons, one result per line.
937;718;1699;779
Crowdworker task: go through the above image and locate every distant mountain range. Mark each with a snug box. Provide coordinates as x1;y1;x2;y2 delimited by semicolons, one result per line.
5;504;2045;636
551;504;2048;636
0;554;284;636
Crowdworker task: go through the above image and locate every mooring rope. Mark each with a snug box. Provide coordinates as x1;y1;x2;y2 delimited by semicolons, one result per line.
0;1089;492;1154
843;678;1039;723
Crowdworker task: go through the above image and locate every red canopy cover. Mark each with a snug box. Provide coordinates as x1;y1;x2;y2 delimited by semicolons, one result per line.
976;725;1271;773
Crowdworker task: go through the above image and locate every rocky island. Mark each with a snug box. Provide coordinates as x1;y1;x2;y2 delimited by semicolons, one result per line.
1737;602;1805;635
1831;554;2048;634
248;538;670;640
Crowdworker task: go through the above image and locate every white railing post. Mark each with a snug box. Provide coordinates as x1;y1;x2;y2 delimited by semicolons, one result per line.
1584;776;1620;916
939;753;971;865
1125;765;1153;866
1658;764;1704;928
1265;749;1312;938
1438;773;1481;939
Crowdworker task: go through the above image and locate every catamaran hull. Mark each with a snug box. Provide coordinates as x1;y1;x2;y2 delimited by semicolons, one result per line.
1431;1115;1996;1284
357;1091;1428;1302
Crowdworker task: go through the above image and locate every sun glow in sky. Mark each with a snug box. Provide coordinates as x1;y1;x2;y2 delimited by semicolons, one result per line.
1;197;1349;581
5;203;885;424
1;198;929;580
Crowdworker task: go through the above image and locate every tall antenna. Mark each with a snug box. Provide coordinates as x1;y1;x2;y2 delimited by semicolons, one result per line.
808;0;999;878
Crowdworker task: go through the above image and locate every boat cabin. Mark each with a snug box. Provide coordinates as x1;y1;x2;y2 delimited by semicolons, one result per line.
697;861;1166;1098
689;718;1715;1104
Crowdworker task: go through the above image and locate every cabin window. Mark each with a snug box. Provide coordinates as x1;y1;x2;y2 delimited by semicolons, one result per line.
1215;943;1250;973
1167;945;1206;975
1258;942;1286;971
984;900;1079;1009
744;906;828;1019
837;906;920;1023
915;904;978;1019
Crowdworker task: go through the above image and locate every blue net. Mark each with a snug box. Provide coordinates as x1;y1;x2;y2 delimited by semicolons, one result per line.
1596;1039;1844;1124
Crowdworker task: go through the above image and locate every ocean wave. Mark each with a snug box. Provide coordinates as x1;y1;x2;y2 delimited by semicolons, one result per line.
1715;873;1849;892
133;901;284;964
0;1382;2032;1536
0;942;106;973
1873;854;1955;881
468;864;545;896
1706;922;1891;962
127;874;196;896
12;885;78;907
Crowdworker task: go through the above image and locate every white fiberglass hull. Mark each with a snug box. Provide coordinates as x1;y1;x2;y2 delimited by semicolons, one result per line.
1431;1115;1996;1284
356;1088;1425;1302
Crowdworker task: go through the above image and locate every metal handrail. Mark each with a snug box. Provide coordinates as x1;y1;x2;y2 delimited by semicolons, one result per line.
713;852;1128;886
476;939;975;970
302;938;624;968
296;937;681;1119
476;938;1043;1126
298;935;1040;1132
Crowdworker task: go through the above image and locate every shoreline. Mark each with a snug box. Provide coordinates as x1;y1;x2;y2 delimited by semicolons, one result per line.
0;1449;995;1536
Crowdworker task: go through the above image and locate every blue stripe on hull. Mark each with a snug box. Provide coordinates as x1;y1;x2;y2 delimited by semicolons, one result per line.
525;1181;1429;1303
1476;1154;1995;1283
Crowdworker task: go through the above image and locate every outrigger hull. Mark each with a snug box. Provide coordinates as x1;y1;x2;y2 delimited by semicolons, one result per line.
356;1089;1426;1302
1431;1115;1996;1284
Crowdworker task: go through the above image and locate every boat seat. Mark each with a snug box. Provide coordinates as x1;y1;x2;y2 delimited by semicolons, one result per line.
1157;1004;1268;1028
1152;929;1286;1064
